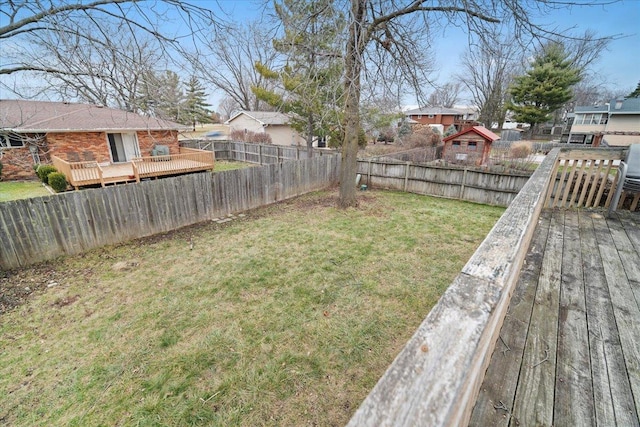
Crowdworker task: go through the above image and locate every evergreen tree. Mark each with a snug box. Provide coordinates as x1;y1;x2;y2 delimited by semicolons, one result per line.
628;81;640;98
138;70;185;122
253;0;345;156
184;76;212;130
507;43;580;133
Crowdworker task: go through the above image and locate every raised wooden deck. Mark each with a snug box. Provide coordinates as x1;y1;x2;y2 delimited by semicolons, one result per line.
52;147;215;189
470;208;640;426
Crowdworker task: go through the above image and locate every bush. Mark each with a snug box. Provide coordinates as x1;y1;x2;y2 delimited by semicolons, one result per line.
229;129;273;144
36;164;57;183
47;172;68;193
510;143;532;159
405;126;441;148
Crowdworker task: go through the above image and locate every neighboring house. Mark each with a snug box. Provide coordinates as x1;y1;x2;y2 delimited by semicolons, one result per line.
225;111;306;146
405;106;480;133
442;126;500;166
568;98;640;146
0;99;189;181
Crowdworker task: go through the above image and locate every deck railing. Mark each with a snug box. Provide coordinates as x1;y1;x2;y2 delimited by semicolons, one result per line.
132;147;215;179
52;155;104;187
347;147;633;427
544;147;626;209
51;147;214;188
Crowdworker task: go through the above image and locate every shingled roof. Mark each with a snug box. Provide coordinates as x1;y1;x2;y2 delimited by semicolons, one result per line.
0;99;186;132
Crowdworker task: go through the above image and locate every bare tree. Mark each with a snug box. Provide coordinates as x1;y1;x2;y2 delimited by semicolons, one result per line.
217;96;241;121
194;22;279;112
0;0;222;103
425;82;463;108
337;0;616;207
458;31;523;130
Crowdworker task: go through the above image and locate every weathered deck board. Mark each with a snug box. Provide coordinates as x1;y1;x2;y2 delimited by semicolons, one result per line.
470;209;640;426
469;211;551;427
510;210;563;426
554;209;594;425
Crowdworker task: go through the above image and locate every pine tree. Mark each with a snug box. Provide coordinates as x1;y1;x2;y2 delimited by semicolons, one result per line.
184;76;212;130
628;81;640;98
253;0;345;156
507;43;581;133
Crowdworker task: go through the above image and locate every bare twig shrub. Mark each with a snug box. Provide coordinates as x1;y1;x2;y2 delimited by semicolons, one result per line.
230;130;273;144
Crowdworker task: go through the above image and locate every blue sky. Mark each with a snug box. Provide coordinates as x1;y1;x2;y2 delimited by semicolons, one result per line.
217;0;639;106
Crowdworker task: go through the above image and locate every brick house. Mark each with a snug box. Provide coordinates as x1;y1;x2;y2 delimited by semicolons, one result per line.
442;126;500;165
0;99;187;181
404;106;480;134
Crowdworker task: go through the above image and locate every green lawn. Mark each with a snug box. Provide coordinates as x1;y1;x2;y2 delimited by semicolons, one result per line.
214;160;255;172
0;190;504;426
0;181;51;202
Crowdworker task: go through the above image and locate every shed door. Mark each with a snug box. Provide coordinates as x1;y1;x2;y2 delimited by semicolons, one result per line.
108;133;140;162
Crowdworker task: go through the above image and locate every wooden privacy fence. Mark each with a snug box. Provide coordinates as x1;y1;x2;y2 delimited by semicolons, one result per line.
0;155;340;270
179;140;334;164
358;159;532;207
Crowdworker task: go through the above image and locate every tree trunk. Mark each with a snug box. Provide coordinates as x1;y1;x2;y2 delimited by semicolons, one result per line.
307;114;314;158
338;0;366;208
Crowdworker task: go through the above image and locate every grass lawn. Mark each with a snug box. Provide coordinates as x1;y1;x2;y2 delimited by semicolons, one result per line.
0;181;51;202
214;160;255;172
0;190;504;426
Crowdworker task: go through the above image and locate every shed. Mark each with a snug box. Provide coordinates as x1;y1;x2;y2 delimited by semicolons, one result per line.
442;126;500;165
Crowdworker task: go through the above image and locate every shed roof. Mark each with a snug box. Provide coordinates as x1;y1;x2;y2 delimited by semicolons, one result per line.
0;99;185;132
443;126;500;142
225;111;291;126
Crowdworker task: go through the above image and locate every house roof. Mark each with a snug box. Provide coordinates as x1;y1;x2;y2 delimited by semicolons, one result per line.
574;105;610;114
443;126;501;142
574;98;640;115
0;99;186;132
405;106;464;116
610;97;640;114
225;111;291;126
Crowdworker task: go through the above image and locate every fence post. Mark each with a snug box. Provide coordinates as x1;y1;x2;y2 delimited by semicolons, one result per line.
259;144;263;165
404;162;411;192
460;168;468;200
368;160;373;188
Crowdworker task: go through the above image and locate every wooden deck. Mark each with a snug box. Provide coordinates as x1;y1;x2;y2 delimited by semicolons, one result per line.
470;208;640;426
52;147;215;189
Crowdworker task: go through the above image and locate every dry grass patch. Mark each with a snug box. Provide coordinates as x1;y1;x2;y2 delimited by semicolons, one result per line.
0;190;504;426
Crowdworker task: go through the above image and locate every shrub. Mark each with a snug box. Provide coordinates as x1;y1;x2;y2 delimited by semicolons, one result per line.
36;164;57;183
47;172;68;193
229;129;273;144
405;126;441;148
510;143;532;159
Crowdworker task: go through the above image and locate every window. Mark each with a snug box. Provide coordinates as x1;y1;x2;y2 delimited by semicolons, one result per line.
568;134;586;144
428;114;434;118
468;141;478;151
0;133;25;148
452;141;461;147
575;113;607;125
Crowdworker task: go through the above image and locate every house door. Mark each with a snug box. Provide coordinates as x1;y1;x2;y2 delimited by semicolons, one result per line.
108;133;140;162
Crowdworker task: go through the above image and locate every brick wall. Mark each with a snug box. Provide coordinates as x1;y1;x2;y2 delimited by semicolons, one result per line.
47;132;111;163
136;130;180;155
0;147;38;181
